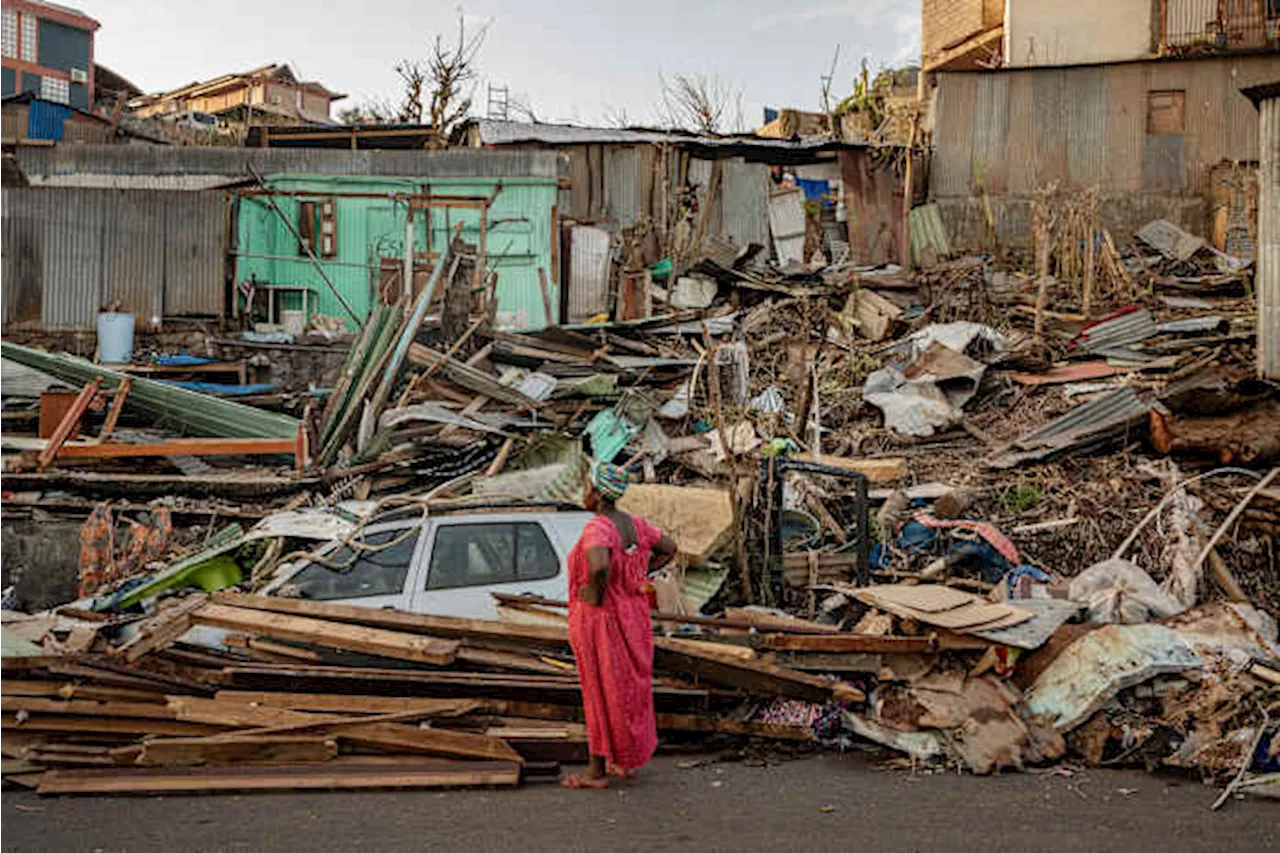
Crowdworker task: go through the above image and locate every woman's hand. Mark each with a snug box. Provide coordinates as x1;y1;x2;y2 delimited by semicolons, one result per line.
577;583;602;606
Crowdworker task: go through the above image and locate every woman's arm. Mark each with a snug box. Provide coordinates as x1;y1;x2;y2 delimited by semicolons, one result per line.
578;545;611;605
649;534;678;573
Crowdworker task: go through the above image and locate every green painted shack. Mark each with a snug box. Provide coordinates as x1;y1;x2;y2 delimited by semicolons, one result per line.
234;172;560;330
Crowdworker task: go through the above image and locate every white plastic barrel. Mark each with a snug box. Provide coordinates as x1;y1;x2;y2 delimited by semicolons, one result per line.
281;309;307;336
96;312;136;363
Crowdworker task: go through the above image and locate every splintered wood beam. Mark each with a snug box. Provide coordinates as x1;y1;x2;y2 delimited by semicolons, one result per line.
36;759;522;794
98;376;132;439
38;378;102;470
137;736;338;767
191;603;459;666
210;592;570;647
55;435;301;466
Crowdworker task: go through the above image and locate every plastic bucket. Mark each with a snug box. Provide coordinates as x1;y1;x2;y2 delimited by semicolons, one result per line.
96;312;135;363
281;309;307;336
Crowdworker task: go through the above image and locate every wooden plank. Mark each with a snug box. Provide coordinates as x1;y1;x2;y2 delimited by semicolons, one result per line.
137;737;338;767
339;722;523;763
2;714;226;737
652;638;865;704
792;453;907;483
192;603;459;666
0;681;166;704
754;633;937;654
213;691;489;716
1;697;180;721
113;596;207;663
98;376;131;439
37;760;521;794
56;437;298;461
38;378;102;470
210;592;568;648
455;647;569;675
166;696;342;728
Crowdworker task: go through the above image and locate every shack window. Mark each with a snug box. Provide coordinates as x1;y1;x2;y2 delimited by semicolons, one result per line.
297;199;337;258
1146;90;1185;135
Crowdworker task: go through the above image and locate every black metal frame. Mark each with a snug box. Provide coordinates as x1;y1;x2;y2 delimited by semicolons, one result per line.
757;456;871;602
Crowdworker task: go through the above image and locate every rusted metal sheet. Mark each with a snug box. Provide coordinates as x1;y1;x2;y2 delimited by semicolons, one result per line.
1;188;226;331
566;224;610;323
719;159;769;248
931;55;1277;205
841;149;903;265
603;145;640;228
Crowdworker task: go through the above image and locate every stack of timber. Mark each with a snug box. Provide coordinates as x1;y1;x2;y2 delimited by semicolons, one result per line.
2;591;871;796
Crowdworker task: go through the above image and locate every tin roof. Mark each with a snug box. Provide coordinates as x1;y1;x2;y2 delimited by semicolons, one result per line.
461;118;866;152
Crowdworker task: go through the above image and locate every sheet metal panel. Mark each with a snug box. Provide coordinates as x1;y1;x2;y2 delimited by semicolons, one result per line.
164;192;227;317
15;146;563;186
1065;68;1108;187
930;73;976;197
768;187;807;266
720;159;769;248
971;74;1010;193
604;145;640;228
566;225;611;323
931;55;1276;205
1;188;226;331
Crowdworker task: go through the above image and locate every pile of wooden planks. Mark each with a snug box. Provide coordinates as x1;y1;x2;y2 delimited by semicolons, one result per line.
3;591;869;795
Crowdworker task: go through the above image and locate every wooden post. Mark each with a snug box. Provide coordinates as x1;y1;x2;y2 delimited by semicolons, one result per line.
901;113;918;269
537;267;554;328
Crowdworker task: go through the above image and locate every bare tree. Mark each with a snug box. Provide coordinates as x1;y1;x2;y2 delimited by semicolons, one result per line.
508;93;539;123
340;11;490;144
424;13;490;144
602;103;631;129
657;72;740;134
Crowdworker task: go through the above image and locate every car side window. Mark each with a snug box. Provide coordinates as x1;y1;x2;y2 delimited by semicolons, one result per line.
287;527;418;601
427;522;560;590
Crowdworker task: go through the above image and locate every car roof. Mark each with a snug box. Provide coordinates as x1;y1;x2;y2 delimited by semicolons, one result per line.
367;499;587;526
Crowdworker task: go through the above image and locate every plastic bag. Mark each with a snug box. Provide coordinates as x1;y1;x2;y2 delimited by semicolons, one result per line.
1068;559;1185;624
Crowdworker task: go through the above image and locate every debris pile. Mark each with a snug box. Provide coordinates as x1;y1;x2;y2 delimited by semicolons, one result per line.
3;207;1277;798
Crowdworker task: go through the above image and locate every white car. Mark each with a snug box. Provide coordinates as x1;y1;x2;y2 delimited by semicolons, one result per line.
258;505;592;621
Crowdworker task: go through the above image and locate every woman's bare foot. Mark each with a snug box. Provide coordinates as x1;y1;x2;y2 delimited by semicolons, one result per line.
561;772;609;790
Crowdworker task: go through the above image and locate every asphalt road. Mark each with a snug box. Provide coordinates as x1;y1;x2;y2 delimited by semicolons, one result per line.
3;752;1275;853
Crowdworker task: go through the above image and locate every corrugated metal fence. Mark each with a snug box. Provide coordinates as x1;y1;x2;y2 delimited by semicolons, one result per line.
1259;94;1279;380
2;188;227;331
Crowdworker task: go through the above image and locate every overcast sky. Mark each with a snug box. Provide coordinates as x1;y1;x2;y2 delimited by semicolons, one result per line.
94;0;920;128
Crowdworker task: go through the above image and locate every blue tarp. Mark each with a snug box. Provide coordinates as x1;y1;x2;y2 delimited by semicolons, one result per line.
160;381;276;396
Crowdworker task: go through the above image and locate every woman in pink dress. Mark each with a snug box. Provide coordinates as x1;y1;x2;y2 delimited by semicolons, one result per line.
561;461;677;790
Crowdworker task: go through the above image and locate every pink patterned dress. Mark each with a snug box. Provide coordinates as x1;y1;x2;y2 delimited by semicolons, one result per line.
567;513;662;770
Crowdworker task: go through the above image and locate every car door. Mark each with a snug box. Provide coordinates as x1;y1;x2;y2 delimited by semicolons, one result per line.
409;516;570;620
267;521;424;612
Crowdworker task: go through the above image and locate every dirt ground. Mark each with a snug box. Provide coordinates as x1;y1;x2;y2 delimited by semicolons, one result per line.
3;752;1274;852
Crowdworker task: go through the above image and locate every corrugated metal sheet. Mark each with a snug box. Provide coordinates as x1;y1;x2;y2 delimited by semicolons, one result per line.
1;188;226;331
566;225;611;323
932;55;1276;203
768;188;807;266
1259;94;1279;379
27;100;70;141
604;146;640;228
720;159;769;247
15;146;563;186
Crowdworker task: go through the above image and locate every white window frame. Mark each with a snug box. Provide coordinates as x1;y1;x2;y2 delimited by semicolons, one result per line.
40;76;69;104
2;9;17;60
19;12;35;63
